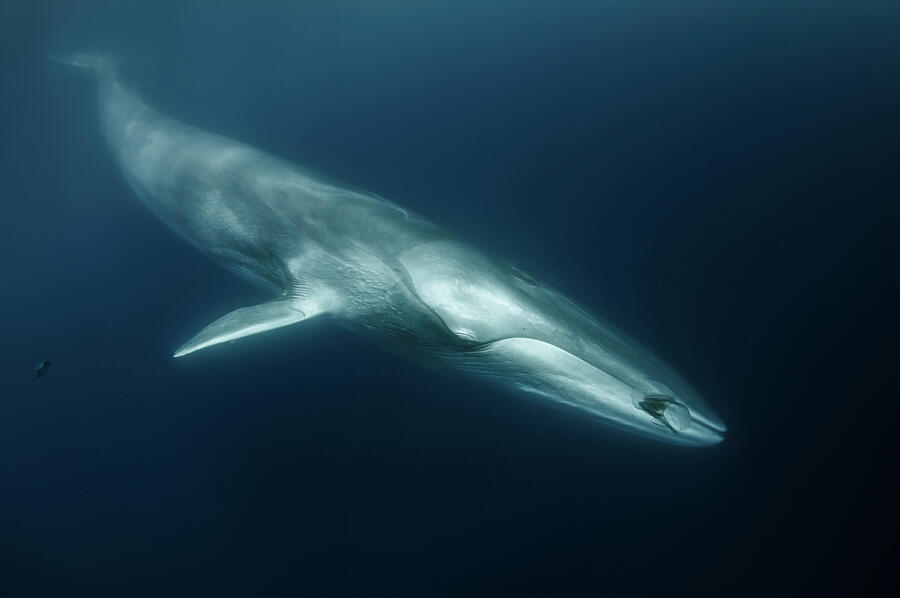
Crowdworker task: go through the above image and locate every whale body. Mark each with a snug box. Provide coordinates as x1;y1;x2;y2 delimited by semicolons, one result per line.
56;54;726;446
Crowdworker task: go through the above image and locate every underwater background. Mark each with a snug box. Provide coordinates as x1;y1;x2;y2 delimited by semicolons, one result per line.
1;1;899;595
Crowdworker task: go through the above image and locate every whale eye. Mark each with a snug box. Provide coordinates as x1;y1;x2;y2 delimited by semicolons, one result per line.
639;396;691;432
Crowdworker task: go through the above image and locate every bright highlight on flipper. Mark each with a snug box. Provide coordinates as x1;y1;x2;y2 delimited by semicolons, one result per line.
174;297;327;358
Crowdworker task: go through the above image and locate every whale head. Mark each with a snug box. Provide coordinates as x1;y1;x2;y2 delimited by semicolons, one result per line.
398;240;727;446
446;336;727;446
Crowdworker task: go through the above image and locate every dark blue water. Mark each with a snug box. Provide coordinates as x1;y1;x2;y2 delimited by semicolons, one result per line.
2;1;899;595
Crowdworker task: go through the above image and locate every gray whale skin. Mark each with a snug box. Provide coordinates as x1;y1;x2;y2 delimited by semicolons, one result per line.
56;54;726;446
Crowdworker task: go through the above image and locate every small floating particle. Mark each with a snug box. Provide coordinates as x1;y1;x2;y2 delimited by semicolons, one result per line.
34;360;51;378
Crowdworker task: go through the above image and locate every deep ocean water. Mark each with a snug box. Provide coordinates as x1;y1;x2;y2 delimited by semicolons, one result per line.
1;1;898;595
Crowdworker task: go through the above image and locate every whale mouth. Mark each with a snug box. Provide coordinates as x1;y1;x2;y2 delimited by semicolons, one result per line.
685;418;726;445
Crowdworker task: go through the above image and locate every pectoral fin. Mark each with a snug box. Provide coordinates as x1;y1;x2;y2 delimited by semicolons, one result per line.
173;297;325;358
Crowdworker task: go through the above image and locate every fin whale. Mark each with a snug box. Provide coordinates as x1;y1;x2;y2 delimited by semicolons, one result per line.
55;54;726;446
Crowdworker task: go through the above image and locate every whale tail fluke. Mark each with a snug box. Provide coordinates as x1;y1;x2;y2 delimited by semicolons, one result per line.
48;53;124;74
